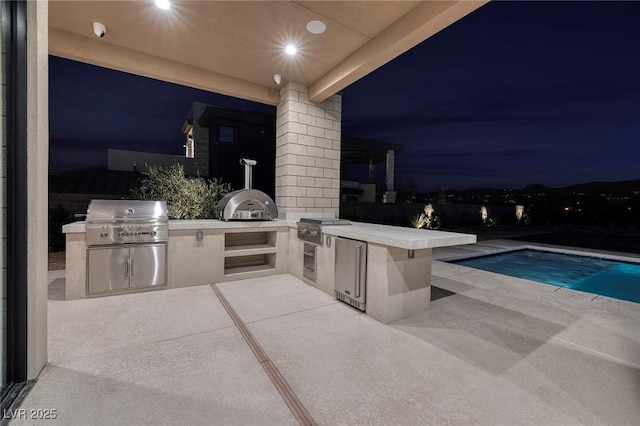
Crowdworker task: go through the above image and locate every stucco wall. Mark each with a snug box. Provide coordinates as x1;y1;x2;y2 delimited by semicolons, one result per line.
26;0;48;379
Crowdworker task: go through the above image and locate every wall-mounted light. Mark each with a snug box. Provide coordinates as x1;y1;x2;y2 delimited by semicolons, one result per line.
273;74;282;85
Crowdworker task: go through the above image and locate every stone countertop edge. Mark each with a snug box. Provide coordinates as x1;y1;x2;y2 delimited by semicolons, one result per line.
61;219;477;249
322;222;477;250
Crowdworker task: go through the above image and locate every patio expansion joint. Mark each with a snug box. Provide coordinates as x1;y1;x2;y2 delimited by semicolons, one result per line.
243;300;342;326
210;284;318;426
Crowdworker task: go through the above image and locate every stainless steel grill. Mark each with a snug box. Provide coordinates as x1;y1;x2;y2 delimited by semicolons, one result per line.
85;199;169;246
297;218;351;283
297;218;351;245
84;199;168;295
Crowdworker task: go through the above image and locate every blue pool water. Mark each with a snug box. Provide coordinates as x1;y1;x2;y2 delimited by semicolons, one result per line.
450;249;640;303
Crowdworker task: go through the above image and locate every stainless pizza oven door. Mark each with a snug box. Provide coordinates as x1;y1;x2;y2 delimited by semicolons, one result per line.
216;189;277;221
215;158;278;221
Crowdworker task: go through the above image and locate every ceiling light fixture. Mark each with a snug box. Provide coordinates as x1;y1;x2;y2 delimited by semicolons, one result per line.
285;44;297;56
155;0;171;10
306;20;326;35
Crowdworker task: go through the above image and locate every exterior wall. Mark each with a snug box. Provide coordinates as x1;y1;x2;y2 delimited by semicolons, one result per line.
190;102;210;177
275;82;341;218
26;0;48;379
1;6;6;388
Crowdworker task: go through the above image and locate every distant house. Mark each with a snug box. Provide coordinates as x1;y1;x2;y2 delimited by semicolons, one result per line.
182;102;276;196
340;137;404;203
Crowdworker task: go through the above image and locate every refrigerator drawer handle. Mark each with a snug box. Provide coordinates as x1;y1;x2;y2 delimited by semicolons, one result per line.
355;245;362;298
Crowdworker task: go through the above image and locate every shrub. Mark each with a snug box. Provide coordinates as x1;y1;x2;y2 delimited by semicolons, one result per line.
131;164;232;219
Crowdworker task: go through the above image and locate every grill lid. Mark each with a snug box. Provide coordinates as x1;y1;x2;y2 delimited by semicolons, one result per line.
86;199;168;223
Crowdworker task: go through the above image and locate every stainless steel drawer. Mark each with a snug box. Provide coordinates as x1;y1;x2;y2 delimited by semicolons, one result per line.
303;242;316;282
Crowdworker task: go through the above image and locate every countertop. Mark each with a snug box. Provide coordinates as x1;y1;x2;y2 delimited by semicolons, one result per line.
63;219;476;250
321;222;476;249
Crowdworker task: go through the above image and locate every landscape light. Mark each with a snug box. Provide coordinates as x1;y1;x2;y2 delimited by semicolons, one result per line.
285;44;297;55
155;0;171;10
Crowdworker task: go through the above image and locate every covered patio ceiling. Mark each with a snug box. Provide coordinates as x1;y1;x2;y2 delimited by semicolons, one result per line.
49;1;487;105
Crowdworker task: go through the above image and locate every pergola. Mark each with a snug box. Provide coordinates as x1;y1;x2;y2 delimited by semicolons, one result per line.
15;0;488;380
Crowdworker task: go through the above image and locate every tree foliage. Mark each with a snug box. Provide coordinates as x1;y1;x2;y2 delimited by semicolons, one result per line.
131;164;232;219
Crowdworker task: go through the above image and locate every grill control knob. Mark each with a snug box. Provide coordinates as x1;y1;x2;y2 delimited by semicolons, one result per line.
100;232;109;238
150;231;157;236
118;231;125;237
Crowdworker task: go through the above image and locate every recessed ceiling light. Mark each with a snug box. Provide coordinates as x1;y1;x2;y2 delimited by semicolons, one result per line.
155;0;171;10
306;20;326;35
285;44;297;55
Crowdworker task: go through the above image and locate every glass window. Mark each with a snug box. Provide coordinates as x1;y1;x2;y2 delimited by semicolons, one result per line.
218;125;234;143
1;0;8;393
0;0;8;390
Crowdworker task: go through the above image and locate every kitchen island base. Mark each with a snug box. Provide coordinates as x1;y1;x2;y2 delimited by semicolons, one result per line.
63;220;475;325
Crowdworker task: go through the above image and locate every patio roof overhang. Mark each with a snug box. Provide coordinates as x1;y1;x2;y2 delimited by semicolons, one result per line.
49;0;487;105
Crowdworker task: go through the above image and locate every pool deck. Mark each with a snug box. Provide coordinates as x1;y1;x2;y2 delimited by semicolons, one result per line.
12;240;640;425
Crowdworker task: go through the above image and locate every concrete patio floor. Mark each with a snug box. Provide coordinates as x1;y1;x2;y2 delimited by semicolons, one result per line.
13;241;640;425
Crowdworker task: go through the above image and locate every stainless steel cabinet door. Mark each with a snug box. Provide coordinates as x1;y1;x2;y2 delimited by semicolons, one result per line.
129;244;167;288
87;247;130;294
334;237;366;302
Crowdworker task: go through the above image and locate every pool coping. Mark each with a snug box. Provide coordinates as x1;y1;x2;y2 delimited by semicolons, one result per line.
437;243;640;265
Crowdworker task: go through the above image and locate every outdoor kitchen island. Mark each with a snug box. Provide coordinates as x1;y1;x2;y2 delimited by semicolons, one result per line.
62;219;475;323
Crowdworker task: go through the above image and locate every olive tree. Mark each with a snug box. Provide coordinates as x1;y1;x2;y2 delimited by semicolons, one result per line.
131;164;232;219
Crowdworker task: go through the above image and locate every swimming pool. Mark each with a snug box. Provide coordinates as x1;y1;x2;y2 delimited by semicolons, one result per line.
450;249;640;303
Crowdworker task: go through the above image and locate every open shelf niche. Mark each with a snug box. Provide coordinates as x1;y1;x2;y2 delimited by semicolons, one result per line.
223;231;278;276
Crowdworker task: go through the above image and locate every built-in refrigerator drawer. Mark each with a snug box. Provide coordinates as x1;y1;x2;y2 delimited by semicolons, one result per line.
334;237;366;311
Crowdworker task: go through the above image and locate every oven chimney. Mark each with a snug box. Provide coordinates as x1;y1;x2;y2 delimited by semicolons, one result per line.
239;158;257;189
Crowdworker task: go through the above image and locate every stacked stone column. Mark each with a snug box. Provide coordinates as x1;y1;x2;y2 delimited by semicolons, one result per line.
275;83;342;217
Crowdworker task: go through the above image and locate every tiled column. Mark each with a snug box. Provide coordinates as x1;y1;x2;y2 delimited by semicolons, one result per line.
275;82;341;218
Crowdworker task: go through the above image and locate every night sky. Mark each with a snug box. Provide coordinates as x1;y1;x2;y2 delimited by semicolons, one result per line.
50;1;640;191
